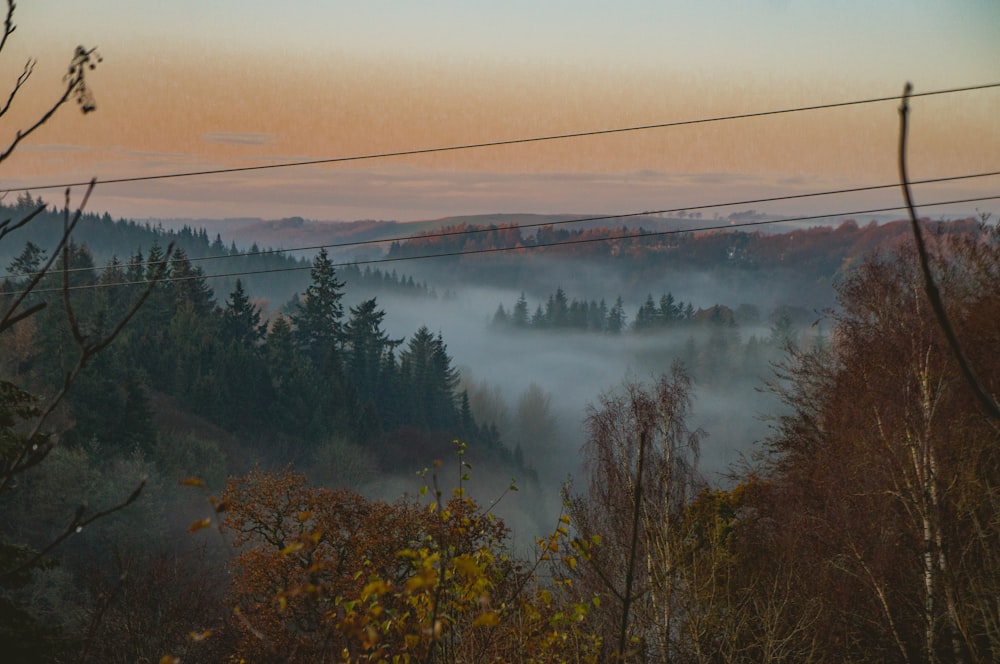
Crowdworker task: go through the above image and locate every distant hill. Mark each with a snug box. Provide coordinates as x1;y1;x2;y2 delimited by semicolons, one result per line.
0;201;434;312
3;196;983;315
140;208;911;260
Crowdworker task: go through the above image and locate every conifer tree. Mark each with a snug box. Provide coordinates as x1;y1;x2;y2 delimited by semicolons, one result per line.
291;248;345;364
222;279;266;347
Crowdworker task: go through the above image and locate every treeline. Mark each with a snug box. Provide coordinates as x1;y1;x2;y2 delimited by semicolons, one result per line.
1;242;508;473
0;194;433;309
492;288;706;334
387;217;984;308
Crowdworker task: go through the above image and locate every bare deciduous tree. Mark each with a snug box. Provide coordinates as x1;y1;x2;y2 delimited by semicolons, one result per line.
568;364;702;661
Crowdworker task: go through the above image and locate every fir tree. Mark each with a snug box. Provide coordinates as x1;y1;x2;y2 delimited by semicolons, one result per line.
291;248;345;363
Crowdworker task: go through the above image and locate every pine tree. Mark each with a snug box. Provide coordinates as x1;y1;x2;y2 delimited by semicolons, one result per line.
398;327;460;430
170;248;215;316
512;292;529;328
492;303;510;328
343;298;401;403
291;248;345;364
6;242;46;279
607;297;626;334
222;279;266;347
634;294;658;331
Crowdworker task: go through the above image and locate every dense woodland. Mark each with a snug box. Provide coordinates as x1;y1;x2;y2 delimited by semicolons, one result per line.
0;193;435;311
2;196;999;662
387;217;989;322
1;10;998;658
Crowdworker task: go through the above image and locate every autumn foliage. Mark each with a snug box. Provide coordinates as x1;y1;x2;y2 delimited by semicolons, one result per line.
213;225;1000;663
220;462;602;663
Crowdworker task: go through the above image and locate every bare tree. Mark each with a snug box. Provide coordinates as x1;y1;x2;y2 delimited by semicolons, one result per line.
568;364;702;661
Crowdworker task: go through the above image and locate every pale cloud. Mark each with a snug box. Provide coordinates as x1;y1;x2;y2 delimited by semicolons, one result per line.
20;143;94;153
202;132;277;146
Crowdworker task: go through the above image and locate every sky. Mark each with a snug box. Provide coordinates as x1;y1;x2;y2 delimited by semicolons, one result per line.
0;0;997;223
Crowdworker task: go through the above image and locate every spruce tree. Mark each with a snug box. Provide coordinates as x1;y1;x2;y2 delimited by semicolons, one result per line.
291;248;345;364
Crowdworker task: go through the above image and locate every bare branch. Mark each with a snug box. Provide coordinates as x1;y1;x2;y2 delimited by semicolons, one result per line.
0;181;172;490
0;58;34;119
617;429;646;661
0;479;146;583
0;200;45;243
0;190;88;334
898;82;1000;423
0;0;16;57
61;188;86;345
0;44;101;164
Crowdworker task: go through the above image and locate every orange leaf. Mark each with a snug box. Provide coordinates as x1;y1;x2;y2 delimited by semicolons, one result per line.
179;477;205;488
188;518;212;532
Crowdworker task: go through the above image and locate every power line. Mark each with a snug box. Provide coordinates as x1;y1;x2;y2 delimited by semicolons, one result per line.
3;81;998;195
12;169;1000;279
13;194;999;296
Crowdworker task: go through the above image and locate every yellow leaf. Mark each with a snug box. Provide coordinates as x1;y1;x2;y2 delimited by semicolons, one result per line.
179;477;205;488
159;657;180;664
188;629;212;642
297;511;313;522
280;541;304;556
453;554;480;578
361;579;389;601
188;518;211;533
472;611;501;627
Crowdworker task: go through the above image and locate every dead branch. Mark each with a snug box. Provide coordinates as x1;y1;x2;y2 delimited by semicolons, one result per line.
0;182;174;491
897;82;1000;423
0;0;101;164
0;480;146;584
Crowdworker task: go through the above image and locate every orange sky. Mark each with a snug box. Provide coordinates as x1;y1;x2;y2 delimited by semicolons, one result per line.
0;2;997;222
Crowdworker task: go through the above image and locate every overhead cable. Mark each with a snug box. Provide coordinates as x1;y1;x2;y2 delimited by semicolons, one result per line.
11;169;1000;279
13;194;999;296
2;81;998;195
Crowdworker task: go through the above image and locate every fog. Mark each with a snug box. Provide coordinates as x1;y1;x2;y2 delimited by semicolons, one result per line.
351;267;811;534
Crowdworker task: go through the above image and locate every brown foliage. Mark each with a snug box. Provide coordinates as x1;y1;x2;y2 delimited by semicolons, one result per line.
753;234;1000;662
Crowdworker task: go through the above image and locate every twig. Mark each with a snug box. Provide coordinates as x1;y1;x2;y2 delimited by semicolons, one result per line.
0;199;45;242
617;430;647;661
0;180;173;491
0;43;101;164
898;82;1000;423
0;480;145;583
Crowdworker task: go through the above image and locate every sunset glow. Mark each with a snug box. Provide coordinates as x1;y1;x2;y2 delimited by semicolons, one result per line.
2;0;997;221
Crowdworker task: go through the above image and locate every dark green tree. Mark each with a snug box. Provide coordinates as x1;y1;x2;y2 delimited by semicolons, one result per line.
291;248;345;364
343;298;401;405
491;303;510;328
512;292;529;328
398;327;460;430
5;242;46;282
169;248;215;316
634;294;659;331
221;279;266;347
607;296;626;334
